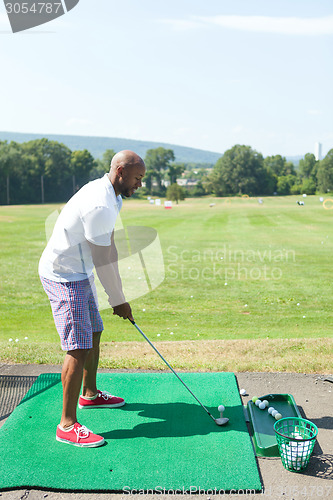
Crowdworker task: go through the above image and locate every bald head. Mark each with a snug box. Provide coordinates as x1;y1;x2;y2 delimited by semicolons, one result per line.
110;150;145;172
108;150;145;197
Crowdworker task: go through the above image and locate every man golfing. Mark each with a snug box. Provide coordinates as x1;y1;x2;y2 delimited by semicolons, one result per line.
39;150;145;447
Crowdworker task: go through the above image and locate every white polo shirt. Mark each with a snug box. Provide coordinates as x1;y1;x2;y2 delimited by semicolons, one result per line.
39;174;123;282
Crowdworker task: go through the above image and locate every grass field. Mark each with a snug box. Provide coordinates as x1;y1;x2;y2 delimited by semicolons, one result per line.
0;195;332;372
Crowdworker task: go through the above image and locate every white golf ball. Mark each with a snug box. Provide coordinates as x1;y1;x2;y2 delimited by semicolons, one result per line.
218;404;225;413
262;400;269;407
255;399;262;407
272;410;278;417
259;402;266;410
268;407;275;415
275;413;282;420
240;389;247;396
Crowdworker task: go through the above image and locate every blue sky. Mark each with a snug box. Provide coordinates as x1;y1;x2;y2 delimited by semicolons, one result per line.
0;0;332;157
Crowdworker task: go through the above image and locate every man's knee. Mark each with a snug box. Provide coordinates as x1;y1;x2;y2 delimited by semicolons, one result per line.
66;348;91;363
92;331;102;345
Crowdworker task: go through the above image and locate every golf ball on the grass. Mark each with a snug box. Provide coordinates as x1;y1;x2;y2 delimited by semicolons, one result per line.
255;399;262;407
259;402;266;410
218;404;225;413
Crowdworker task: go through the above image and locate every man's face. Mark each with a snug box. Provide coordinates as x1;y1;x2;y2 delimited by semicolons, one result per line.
119;164;146;198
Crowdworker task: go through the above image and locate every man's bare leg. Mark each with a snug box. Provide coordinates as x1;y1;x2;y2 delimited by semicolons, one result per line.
82;332;102;398
60;349;89;428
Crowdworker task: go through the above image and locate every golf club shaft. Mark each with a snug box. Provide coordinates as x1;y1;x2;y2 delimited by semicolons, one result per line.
129;319;216;423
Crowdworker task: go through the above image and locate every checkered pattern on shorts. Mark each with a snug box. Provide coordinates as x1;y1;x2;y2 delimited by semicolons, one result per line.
40;275;104;351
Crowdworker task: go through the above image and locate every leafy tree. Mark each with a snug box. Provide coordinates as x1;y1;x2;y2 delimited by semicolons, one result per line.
102;148;117;168
210;145;267;196
188;181;206;197
276;175;297;195
299;153;318;182
144;147;175;193
264;155;296;177
206;164;227;196
290;181;302;195
166;183;186;204
22;139;72;202
264;155;286;177
300;178;316;195
262;167;278;195
90;148;117;180
167;162;185;184
317;149;333;193
71;149;96;193
0;141;21;204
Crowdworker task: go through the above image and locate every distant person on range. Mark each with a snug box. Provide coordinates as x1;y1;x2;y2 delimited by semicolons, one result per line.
39;150;145;447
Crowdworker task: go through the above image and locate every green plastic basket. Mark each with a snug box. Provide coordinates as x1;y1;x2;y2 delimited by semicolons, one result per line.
274;417;318;472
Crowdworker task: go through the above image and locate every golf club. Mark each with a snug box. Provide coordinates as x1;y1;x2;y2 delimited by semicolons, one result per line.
129;319;229;426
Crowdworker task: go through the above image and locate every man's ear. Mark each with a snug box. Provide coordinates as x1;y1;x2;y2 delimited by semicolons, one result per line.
116;165;123;178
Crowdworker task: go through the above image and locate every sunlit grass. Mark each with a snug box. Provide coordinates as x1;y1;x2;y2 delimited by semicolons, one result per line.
0;195;332;370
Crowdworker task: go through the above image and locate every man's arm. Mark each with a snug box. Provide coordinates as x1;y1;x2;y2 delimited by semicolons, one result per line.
88;233;133;320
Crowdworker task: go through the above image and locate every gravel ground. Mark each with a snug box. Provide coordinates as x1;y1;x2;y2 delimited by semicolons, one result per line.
0;364;332;500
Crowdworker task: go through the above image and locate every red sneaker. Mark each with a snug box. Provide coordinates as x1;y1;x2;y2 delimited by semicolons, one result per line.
78;390;125;409
56;423;105;447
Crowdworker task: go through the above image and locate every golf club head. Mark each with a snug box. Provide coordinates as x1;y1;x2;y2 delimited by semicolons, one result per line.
215;417;229;426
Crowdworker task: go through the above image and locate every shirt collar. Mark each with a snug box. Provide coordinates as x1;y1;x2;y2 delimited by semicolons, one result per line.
103;174;121;203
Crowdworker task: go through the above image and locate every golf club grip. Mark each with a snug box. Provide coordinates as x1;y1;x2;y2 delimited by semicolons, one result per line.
129;320;215;421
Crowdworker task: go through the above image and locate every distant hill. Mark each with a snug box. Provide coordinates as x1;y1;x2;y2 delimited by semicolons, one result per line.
0;131;305;166
0;131;222;165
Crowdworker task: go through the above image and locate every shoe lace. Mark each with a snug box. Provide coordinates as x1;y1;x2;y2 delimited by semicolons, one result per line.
100;390;114;401
74;424;90;441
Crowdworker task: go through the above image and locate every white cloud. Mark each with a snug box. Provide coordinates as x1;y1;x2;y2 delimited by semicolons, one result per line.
307;109;323;116
160;14;333;36
194;14;333;36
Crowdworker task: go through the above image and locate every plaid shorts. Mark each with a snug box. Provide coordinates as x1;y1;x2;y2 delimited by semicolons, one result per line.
40;275;104;351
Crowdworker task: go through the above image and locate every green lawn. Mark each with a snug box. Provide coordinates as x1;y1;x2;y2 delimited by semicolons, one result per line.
0;195;332;369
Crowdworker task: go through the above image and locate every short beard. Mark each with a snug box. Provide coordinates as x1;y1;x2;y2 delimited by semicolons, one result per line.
120;187;132;198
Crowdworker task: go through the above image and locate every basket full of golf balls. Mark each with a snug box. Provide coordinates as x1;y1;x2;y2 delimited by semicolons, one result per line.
274;417;318;472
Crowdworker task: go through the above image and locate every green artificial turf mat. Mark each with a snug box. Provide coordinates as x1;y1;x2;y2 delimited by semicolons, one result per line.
0;372;262;493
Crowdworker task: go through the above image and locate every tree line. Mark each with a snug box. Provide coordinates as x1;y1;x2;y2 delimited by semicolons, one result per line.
0;139;332;205
205;145;333;197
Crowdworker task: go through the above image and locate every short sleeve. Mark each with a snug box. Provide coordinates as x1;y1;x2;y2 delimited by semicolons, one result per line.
82;206;116;246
